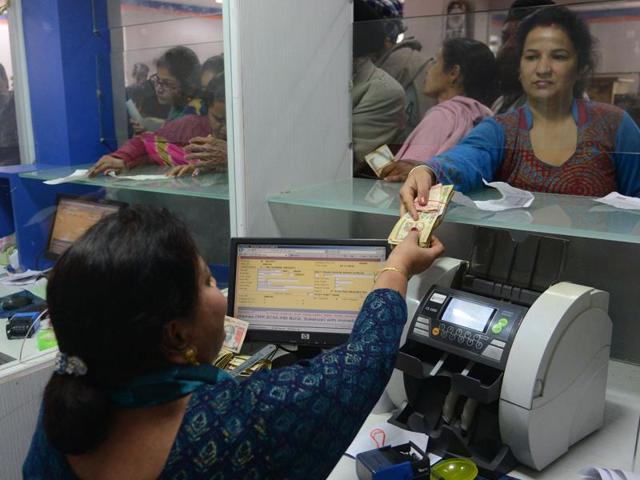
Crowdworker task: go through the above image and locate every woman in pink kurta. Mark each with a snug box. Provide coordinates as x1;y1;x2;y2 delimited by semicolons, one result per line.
381;38;498;182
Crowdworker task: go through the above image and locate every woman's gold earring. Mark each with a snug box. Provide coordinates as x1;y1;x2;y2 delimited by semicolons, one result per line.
183;346;200;366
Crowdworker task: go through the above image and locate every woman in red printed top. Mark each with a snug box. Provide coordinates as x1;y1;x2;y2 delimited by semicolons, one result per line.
89;77;226;178
400;6;640;219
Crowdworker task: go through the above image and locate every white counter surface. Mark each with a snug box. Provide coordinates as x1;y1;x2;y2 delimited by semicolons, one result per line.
328;360;640;479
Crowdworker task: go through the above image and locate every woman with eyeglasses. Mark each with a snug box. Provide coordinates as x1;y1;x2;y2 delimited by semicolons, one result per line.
89;77;227;178
400;6;640;218
129;46;206;135
380;38;498;182
151;46;205;122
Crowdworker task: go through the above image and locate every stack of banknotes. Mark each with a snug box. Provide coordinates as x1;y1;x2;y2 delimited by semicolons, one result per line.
364;144;394;177
212;316;275;376
221;315;249;353
388;184;454;247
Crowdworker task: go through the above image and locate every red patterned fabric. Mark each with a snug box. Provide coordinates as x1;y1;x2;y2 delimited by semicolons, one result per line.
112;115;211;168
496;100;620;196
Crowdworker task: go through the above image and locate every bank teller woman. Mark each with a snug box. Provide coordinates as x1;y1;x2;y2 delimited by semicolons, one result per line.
23;206;444;479
400;6;640;219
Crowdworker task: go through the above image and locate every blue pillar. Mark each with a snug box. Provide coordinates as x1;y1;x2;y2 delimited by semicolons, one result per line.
22;0;114;166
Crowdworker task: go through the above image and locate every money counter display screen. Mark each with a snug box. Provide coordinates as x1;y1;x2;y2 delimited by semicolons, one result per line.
228;240;388;346
441;298;495;332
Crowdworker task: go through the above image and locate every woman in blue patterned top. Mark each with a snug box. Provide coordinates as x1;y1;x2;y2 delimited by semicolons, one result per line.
23;206;444;479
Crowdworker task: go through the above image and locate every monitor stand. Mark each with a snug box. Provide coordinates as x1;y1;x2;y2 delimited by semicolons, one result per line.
272;346;323;368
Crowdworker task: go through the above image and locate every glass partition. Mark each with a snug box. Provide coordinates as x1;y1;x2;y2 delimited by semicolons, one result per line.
0;0;230;371
0;10;20;165
107;0;222;29
73;1;228;266
351;0;640;201
104;5;230;270
265;0;640;368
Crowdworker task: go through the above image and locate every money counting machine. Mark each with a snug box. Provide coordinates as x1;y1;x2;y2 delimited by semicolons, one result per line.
389;228;612;475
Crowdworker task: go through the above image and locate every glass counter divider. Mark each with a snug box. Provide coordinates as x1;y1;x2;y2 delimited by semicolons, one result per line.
268;177;640;245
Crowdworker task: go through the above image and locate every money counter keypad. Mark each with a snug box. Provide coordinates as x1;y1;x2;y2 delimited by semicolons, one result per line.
409;288;528;369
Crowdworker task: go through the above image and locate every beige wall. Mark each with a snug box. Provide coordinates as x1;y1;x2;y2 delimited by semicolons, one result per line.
402;0;640;79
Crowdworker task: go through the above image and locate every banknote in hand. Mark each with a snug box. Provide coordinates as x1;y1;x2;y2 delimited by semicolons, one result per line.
364;144;394;178
389;184;454;247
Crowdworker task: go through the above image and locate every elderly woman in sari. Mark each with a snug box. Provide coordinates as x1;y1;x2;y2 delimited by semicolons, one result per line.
89;77;226;178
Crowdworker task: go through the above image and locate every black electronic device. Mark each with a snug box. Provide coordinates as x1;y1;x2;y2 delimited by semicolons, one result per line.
45;195;126;260
227;238;389;350
407;287;528;370
355;442;430;480
1;293;33;311
6;311;41;339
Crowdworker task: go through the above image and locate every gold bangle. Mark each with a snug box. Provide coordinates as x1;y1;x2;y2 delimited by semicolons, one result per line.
374;266;408;282
408;164;437;183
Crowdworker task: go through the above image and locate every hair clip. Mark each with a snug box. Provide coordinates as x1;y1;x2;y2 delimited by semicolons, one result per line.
54;352;88;377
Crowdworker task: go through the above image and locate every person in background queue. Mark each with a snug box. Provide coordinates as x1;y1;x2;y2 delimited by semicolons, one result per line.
365;0;436;137
352;0;406;177
200;55;224;91
380;38;498;182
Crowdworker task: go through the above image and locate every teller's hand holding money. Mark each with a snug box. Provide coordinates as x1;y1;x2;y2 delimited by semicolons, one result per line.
390;183;454;248
375;229;445;296
399;164;437;220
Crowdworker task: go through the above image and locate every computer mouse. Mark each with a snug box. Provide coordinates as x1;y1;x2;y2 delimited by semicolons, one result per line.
2;294;33;311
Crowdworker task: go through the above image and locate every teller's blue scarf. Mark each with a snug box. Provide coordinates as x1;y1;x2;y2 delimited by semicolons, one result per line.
110;364;235;408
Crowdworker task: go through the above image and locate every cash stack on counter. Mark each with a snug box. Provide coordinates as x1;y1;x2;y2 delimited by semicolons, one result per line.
213;316;274;377
388;184;454;247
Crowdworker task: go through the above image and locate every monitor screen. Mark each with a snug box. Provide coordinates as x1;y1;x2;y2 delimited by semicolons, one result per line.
47;197;123;258
441;298;495;332
227;239;388;346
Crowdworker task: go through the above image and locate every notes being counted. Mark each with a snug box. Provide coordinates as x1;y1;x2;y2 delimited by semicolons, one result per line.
222;315;249;354
364;144;394;178
388;184;454;247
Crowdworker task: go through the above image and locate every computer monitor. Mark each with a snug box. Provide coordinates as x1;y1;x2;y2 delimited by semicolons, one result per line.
227;238;389;348
45;195;125;259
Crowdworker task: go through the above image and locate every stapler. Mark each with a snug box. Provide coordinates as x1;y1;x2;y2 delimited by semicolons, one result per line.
355;442;430;480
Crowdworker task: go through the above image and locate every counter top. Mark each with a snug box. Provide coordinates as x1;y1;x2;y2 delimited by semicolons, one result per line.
0;277;55;375
19;164;230;200
269;178;640;245
328;360;640;479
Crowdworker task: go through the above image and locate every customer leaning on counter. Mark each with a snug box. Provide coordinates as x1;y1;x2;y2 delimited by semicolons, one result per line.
400;6;640;220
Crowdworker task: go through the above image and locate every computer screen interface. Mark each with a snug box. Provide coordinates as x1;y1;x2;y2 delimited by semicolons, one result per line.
47;197;122;257
229;240;388;346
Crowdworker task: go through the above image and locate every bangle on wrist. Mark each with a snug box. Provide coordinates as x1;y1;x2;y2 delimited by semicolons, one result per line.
408;164;437;183
374;265;408;283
